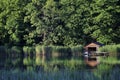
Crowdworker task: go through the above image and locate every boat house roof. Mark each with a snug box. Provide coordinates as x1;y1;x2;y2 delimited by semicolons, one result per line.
85;42;104;48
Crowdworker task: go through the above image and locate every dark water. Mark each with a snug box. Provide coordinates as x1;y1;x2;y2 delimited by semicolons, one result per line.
0;54;120;80
0;66;120;80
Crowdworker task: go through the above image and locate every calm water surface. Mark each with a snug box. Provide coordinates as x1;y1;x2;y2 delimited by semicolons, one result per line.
0;53;120;80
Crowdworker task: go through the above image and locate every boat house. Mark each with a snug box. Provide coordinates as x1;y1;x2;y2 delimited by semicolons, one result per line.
84;42;104;52
84;42;108;66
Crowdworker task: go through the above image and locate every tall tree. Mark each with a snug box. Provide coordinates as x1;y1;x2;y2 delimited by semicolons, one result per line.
24;0;64;45
0;0;29;46
83;0;120;44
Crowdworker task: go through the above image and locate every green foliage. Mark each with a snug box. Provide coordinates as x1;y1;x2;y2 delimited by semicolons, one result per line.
0;0;27;46
0;0;120;46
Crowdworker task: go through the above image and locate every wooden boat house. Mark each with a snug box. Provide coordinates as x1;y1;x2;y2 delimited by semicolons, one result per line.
84;42;109;57
84;42;104;52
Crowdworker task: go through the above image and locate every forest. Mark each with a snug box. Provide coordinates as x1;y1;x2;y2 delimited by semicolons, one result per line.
0;0;120;46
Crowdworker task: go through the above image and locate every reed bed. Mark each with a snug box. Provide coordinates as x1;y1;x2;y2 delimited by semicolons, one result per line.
35;45;83;65
23;46;35;57
71;45;83;57
52;46;71;59
99;44;120;58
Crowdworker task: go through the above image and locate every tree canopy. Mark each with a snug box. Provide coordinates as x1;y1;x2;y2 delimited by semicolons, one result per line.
0;0;120;46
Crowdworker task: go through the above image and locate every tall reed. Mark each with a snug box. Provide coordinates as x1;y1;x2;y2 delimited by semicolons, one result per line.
99;44;120;58
35;45;52;65
52;46;71;59
71;45;83;57
23;46;35;57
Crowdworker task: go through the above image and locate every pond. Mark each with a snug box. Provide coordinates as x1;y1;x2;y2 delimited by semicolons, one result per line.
0;54;120;80
0;65;120;80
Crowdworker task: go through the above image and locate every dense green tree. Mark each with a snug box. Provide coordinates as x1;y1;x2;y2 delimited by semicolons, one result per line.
0;0;29;46
0;0;120;46
60;0;94;45
83;0;120;44
24;0;65;45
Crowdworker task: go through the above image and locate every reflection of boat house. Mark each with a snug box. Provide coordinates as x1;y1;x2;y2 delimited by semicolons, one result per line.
85;42;104;52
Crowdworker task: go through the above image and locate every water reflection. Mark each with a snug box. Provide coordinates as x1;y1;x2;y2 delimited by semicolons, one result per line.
84;57;100;67
1;52;120;80
24;52;101;67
